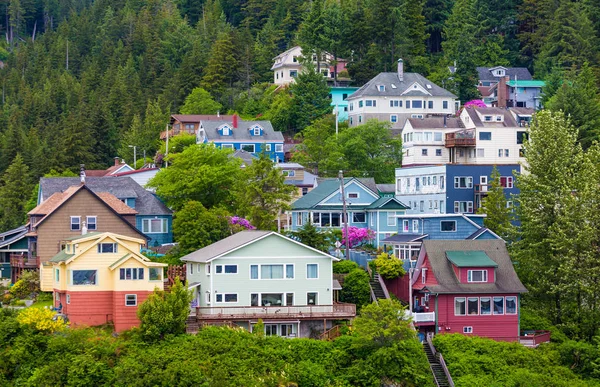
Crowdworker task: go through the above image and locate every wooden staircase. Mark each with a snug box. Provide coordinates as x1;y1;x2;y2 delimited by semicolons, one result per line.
370;274;387;300
186;315;199;334
423;335;454;387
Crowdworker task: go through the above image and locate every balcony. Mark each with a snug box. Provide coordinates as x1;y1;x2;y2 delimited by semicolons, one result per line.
445;131;476;148
196;303;356;321
10;254;38;269
404;310;435;324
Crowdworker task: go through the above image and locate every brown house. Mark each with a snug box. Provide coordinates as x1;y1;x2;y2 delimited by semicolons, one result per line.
27;184;147;266
160;114;235;140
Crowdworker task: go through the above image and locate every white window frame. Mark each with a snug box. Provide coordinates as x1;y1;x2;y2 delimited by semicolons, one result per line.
347;192;359;199
221;144;234;149
142;218;168;234
86;216;97;231
215;264;238;274
149;267;163;281
454;201;473;213
241;144;256;153
463;326;473;334
306;291;318;305
412;220;419;232
390;115;398;123
265;144;271;151
352;212;366;223
505;296;518;315
440;220;457;232
70;216;80;231
306;264;319;279
467;269;487;283
253;127;261;136
403;220;409;232
97;243;118;254
205;292;211;304
421;268;427;284
125;294;137;306
454;176;473;189
296;212;303;227
455;297;466;316
387;212;397;227
275;144;283;153
215;293;239;303
66;294;70;304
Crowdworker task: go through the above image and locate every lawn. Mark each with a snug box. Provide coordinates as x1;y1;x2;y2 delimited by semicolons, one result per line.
29;299;53;309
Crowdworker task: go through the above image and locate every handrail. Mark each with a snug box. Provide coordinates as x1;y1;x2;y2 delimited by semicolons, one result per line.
369;285;378;305
426;334;455;387
376;273;390;299
319;325;342;341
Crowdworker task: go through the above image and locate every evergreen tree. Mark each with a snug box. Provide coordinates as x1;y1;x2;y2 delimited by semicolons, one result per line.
289;64;331;131
0;154;33;231
201;31;238;106
478;166;513;241
180;87;223;115
234;152;296;230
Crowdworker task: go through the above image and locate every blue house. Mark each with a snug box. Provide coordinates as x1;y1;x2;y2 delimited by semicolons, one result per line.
289;178;409;247
380;213;501;260
38;177;173;246
197;117;285;162
330;86;359;122
395;164;521;215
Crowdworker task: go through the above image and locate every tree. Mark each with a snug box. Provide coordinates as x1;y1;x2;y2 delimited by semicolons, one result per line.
287;222;334;252
353;299;415;346
172;201;232;256
137;278;193;342
370;252;406;280
341;226;375;249
478;166;514;241
0;154;33;231
289;64;332;131
201;31;238;106
291;116;338;174
339;268;371;310
234;152;296;230
180;87;223;115
147;144;243;211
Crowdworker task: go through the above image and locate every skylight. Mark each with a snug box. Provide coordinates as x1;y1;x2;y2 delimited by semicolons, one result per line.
426;84;432;89
391;84;397;89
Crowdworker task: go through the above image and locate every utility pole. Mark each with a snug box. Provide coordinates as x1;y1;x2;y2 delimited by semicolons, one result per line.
165;124;169;168
339;170;350;260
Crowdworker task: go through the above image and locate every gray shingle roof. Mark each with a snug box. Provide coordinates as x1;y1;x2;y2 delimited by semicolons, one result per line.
419;240;527;294
180;230;273;263
408;117;462;129
348;72;457;99
477;67;533;82
202;120;284;143
382;234;428;243
463;107;535;128
376;184;396;193
0;226;28;249
39;177;171;216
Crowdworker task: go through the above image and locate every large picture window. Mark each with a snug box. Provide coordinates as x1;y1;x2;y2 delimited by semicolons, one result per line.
149;268;162;281
142;218;168;234
216;264;238;274
261;264;284;279
119;268;144;280
352;212;366;223
72;270;97;285
241;144;255;153
440;221;456;232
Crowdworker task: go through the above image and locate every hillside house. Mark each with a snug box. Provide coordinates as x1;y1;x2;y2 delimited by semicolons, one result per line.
160;114;235;140
271;46;350;86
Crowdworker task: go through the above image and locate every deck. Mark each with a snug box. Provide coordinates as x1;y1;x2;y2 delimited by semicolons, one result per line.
196;303;356;321
10;254;39;269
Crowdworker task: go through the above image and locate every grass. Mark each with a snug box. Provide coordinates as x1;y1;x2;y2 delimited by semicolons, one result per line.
29;300;53;309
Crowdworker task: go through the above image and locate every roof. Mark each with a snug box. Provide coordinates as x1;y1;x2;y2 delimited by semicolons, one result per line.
445;251;498;267
477;67;533;82
365;196;409;210
381;234;428;243
86;162;132;177
507;80;545;88
230;149;258;166
333;279;342;290
418;240;527;294
463;106;534;128
407;117;462;129
376;184;396;193
171;114;234;123
284;170;317;187
0;226;28;249
202;120;284;143
39;177;171;216
50;250;74;263
276;163;304;169
466;227;501;240
292;178;376;210
348;72;457;100
96;193;138;215
29;186;81;215
112;168;160;177
180;231;273;263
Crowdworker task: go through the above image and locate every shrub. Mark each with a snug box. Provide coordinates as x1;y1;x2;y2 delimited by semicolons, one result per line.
371;253;405;280
17;307;66;333
10;271;40;299
332;260;359;274
340;269;371;310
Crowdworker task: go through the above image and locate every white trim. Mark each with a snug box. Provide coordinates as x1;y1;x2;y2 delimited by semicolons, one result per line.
440;220;457;232
318;179;379;205
306;263;319;279
215;264;238;275
306;291;319;305
215;293;239;303
125;294;137;306
249;263;295;280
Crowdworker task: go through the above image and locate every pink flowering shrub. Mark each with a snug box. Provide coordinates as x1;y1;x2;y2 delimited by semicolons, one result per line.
342;226;375;249
229;216;256;232
463;99;487;109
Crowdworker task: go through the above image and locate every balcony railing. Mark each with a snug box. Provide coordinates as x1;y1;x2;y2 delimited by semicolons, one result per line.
445;132;476;148
404;310;435;323
196;303;356;320
10;255;38;269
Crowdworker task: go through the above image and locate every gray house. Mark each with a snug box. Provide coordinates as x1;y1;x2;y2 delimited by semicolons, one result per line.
181;230;355;338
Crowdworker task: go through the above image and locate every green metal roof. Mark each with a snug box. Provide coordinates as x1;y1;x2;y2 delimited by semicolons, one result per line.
50;250;75;263
445;251;498;267
366;197;409;210
64;232;104;241
506;80;545;88
109;253;134;269
291;178;350;210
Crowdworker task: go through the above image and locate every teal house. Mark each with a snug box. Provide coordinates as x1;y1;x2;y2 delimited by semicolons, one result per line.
0;226;28;279
330;86;359;122
289;178;409;247
181;230;356;338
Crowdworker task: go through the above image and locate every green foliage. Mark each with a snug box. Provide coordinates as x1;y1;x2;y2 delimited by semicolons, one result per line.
478;166;514;241
288;64;332;131
332;260;360;274
10;271;40;299
172;201;232;256
0;154;33;231
371;252;406;280
137;278;193;342
160;133;197;157
287;222;334;253
180;87;223;115
339;268;371;310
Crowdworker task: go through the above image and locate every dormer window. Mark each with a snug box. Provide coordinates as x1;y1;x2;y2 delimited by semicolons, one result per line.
221;125;231;136
467;269;488;282
253;126;261;136
378;85;385;92
496;116;502;121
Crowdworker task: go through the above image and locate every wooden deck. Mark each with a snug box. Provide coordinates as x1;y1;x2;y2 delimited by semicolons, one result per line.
196;303;356;321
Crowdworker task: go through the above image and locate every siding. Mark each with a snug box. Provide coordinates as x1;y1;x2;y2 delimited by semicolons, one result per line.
113;291;152;332
136;215;173;246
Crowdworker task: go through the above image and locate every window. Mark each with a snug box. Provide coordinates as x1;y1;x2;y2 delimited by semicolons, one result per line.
222;126;230;135
282;170;295;177
307;292;318;305
190;264;194;275
454;177;473;188
387;212;396;226
265;144;272;151
480;297;491;315
98;243;117;254
505;149;510;157
429;200;433;209
500;176;514;188
422;149;428;156
216;293;238;303
479;132;492;140
250;265;258;279
349;102;353;111
250;293;259;306
149;268;162;281
352;212;366;223
484;116;492;121
468;298;479;315
412;220;419;232
422;268;427;284
454;201;474;213
66;294;70;304
440;221;456;232
125;294;137;306
434;132;443;141
519;148;525;158
253;127;261;135
242;144;255;153
443;101;448;109
436;149;442;156
517;131;528;144
262;264;284;279
275;144;283;153
419;201;424;212
440;176;445;189
55;269;59;282
302;187;309;196
390;115;397;123
307;264;318;279
506;296;517;314
359;100;363;108
206;292;211;304
467;270;488;282
86;216;97;231
390;100;401;107
403;220;409;232
455;297;466;315
358;115;362;123
378;85;385;91
412;100;423;109
477;148;485;157
493;297;504;314
348;192;359;199
221;144;234;149
286;264;294;279
72;270;97;285
215;264;238;274
142;218;168;234
428;101;433;109
366;100;373;107
290;70;298;78
185;124;194;132
463;326;473;334
296;212;303;227
70;216;80;231
119;268;144;280
406;100;411;109
496;115;502;122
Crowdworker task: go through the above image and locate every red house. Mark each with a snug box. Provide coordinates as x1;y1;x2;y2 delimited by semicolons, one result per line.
403;240;527;341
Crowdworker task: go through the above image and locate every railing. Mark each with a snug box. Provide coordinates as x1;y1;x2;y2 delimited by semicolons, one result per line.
404;310;436;323
166;264;186;285
445;132;476;148
319;325;342;341
519;330;551;347
196;303;356;320
376;273;391;299
427;334;455;387
10;255;39;269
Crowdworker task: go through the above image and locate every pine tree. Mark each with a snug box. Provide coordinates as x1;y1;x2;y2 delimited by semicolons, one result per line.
201;31;238;106
0;154;33;231
180;88;223;115
478;166;513;241
289;64;332;131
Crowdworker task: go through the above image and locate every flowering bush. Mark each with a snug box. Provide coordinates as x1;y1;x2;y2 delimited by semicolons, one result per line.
229;216;256;232
342;227;375;249
17;307;67;333
463;99;487;109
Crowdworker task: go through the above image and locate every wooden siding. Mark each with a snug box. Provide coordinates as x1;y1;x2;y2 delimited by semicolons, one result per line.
113;291;152;332
35;189;144;264
58;290;114;327
457;267;495;283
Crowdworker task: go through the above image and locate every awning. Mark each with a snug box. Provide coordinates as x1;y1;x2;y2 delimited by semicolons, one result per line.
332;279;342;290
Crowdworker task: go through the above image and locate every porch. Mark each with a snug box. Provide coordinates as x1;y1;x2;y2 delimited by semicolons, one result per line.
405;310;436;324
196;303;356;321
9;254;39;283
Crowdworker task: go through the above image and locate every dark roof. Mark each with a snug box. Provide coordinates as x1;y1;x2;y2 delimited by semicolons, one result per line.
171;114;234;123
348;72;457;99
463;106;535;128
466;227;500;240
382;234;428;243
180;231;273;263
0;225;28;249
201;120;284;143
477;67;533;82
419;240;527;294
407;117;462;129
39;177;172;216
365;197;410;210
231;149;258;166
376;184;396;193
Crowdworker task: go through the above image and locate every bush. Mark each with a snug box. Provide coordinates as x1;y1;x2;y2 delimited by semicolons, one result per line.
36;292;53;302
17;307;66;333
10;271;40;299
371;253;405;280
340;269;371;310
332;260;359;274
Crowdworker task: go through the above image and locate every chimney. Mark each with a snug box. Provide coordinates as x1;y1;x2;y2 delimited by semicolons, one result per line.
79;164;86;185
444;115;447;128
497;76;508;108
81;221;87;236
233;114;238;129
397;59;404;82
114;157;120;166
217;110;220;117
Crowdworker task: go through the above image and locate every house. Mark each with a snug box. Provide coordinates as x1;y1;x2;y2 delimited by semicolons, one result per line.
39;232;167;332
0;226;28;280
403;240;527;341
275;163;317;197
86;157;134;177
197;116;285;162
230;149;258;168
160;114;235;140
400;116;463;166
346;59;458;130
271;46;350;86
112;167;160;191
475;67;543;109
330;86;359;122
181;230;355;338
476;66;533;88
38;175;172;246
288;177;409;247
395;164;520;214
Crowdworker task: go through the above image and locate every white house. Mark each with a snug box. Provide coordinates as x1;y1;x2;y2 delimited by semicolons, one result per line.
271;46;348;86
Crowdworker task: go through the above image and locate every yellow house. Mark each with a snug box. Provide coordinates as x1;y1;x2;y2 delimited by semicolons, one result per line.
40;232;167;332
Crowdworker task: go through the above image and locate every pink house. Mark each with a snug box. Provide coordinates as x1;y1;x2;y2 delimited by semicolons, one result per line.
405;240;528;341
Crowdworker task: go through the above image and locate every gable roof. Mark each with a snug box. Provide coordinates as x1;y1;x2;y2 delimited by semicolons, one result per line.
171;114;234;124
381;234;428;243
0;225;28;249
407;117;463;129
365;196;409;209
230;149;258;166
376;184;396;194
348;72;457;100
292;178;379;210
201;120;284;143
112;167;160;177
477;67;533;82
467;227;501;240
418;240;527;294
39;177;171;216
